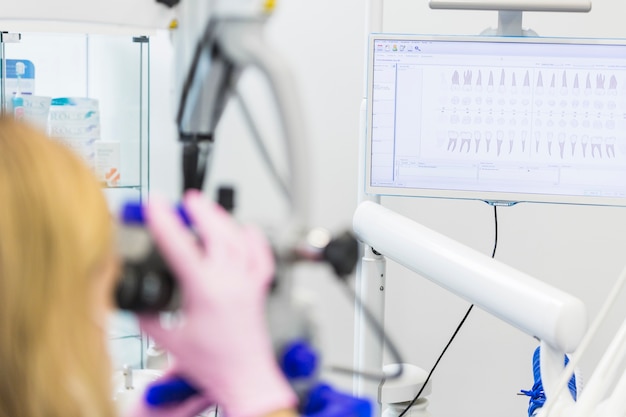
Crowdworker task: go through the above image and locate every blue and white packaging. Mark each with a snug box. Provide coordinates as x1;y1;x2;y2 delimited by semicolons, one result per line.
5;59;35;97
48;97;100;170
21;96;52;130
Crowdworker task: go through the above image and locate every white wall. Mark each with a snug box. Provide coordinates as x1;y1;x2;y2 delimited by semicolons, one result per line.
149;0;367;392
149;2;626;417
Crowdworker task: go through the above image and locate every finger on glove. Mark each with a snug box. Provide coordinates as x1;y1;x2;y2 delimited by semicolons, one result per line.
145;194;202;287
182;190;242;262
137;314;181;355
242;226;275;289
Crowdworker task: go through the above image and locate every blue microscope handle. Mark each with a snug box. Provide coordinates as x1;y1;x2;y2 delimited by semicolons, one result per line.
301;383;372;417
145;377;199;407
121;202;191;226
144;378;372;417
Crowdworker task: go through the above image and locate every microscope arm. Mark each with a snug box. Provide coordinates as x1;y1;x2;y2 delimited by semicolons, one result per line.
214;19;312;231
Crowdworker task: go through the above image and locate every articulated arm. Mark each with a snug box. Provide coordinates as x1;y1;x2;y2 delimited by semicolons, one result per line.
353;201;587;353
352;201;588;415
354;201;626;417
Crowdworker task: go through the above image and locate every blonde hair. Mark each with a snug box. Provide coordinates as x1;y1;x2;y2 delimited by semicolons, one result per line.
0;118;117;417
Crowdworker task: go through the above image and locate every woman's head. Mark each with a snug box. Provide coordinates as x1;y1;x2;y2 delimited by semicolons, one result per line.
0;118;118;417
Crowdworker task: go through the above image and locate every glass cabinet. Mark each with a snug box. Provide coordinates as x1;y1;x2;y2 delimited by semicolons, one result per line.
0;31;151;370
0;32;150;201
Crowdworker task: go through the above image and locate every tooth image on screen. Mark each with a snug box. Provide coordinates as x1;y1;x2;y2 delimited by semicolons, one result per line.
367;35;626;205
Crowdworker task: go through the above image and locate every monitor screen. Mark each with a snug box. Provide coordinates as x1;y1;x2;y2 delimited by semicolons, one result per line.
366;34;626;206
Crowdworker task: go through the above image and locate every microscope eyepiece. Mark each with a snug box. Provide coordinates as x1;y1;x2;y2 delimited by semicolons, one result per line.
115;202;182;313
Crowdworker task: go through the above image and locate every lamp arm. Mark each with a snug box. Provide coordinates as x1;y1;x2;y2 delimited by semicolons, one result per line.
352;201;587;353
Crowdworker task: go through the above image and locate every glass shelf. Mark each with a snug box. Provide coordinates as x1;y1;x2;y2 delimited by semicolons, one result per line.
102;184;143;190
0;30;151;370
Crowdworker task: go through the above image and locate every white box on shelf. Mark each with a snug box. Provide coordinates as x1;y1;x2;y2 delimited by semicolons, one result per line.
21;95;51;131
95;141;121;187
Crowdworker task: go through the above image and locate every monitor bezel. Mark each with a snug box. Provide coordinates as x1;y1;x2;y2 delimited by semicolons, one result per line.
365;33;626;206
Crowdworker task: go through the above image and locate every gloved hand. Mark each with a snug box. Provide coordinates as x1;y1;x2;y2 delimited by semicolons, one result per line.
135;190;297;417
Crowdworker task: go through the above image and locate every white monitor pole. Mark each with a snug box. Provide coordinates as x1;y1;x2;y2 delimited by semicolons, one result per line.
353;0;385;405
353;1;592;415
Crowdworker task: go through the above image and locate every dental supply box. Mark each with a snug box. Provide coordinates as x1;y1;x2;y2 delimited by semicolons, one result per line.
48;97;100;171
21;95;52;130
95;141;121;187
5;59;35;96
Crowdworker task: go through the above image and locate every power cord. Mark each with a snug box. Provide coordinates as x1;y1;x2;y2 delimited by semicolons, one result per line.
397;205;499;417
492;205;499;258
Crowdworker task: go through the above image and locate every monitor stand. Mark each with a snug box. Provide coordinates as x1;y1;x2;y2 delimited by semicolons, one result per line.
429;0;591;36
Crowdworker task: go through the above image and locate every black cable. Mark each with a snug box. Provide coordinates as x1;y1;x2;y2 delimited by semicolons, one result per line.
397;304;474;417
492;205;499;258
397;205;500;417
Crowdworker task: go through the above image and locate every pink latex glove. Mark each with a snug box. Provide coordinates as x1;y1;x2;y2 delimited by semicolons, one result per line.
137;190;297;417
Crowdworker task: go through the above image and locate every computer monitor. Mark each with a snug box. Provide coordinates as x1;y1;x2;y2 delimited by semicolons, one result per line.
366;34;626;206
